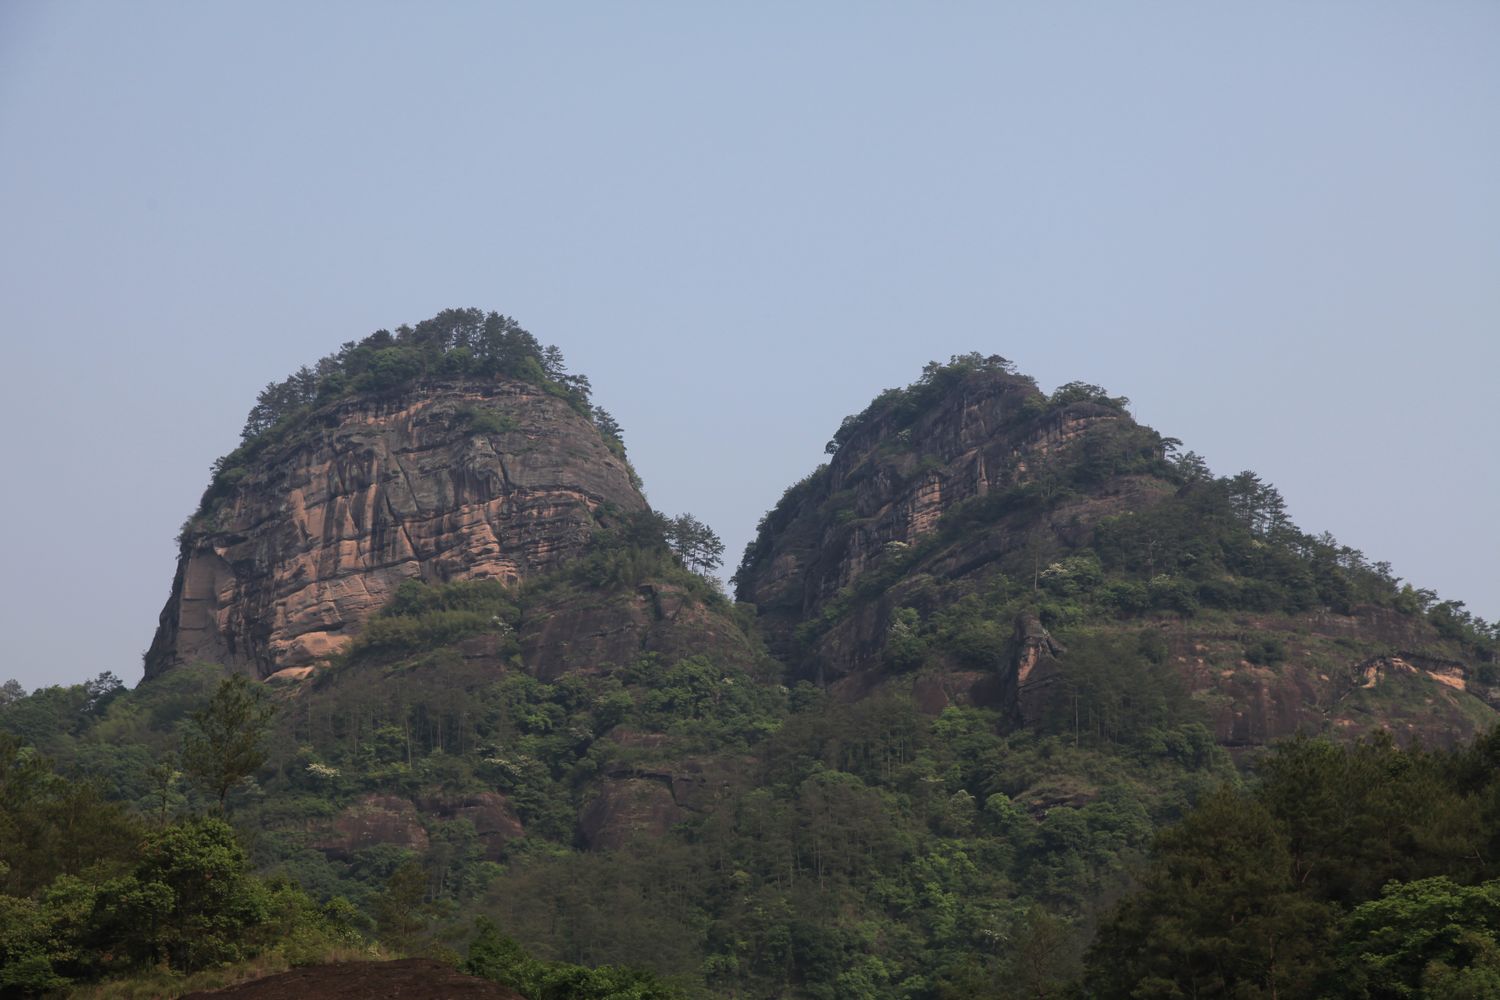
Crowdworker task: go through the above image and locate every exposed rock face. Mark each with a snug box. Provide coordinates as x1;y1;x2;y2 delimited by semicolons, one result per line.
578;778;686;851
1172;611;1495;750
578;756;738;851
737;369;1497;750
738;370;1156;679
146;378;645;680
741;372;1044;630
314;794;431;859
1012;613;1067;723
421;792;525;861
313;791;524;863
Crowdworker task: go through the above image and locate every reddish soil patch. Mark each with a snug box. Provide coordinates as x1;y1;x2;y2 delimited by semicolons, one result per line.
178;959;526;999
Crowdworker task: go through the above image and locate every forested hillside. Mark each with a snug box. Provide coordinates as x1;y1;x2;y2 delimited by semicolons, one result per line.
736;353;1497;750
2;313;1497;998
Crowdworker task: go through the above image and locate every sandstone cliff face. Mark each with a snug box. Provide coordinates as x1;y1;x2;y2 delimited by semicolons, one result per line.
146;378;645;680
738;370;1151;673
1173;608;1494;750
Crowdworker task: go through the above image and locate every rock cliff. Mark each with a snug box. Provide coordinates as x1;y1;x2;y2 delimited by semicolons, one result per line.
736;362;1498;749
736;367;1160;677
146;377;645;680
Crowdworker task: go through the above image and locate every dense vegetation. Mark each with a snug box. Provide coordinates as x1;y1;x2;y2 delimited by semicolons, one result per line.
0;501;1233;997
1;659;1230;997
821;352;1038;456
3;346;1498;996
0;727;363;994
12;652;1500;997
0;662;692;998
1088;730;1500;997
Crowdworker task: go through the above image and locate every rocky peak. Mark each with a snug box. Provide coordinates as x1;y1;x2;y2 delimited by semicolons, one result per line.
735;363;1151;665
735;358;1498;750
145;376;645;681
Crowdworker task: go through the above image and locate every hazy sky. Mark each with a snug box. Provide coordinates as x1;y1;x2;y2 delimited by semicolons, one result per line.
1;2;1495;692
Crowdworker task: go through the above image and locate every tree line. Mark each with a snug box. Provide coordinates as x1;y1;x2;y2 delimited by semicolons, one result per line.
1087;729;1500;997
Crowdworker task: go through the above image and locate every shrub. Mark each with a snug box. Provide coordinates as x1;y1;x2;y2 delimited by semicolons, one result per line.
1245;638;1288;667
460;405;519;436
884;607;928;672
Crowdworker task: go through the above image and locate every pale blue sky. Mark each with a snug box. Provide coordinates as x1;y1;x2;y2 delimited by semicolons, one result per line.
2;2;1495;691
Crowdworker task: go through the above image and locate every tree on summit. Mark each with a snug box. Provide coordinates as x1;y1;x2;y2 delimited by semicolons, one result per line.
1049;381;1130;410
591;406;623;443
666;514;726;576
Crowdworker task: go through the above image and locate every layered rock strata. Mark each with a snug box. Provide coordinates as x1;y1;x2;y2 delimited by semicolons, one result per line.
738;370;1149;674
146;378;644;680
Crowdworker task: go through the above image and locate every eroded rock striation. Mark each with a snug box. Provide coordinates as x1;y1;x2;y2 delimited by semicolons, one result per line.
146;378;645;680
737;368;1159;682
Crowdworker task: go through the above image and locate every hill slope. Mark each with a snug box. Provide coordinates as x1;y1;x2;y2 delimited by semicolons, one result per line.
7;325;1498;999
735;353;1497;749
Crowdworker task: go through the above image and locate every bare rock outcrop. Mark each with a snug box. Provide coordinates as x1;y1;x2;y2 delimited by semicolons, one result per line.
577;756;740;851
421;791;525;860
740;372;1059;634
738;369;1152;682
146;377;645;680
578;778;686;851
1012;612;1066;723
314;794;431;858
313;792;524;862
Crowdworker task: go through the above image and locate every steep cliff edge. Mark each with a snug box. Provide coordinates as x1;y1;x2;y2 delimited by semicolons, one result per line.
736;358;1166;677
145;377;645;680
735;355;1498;748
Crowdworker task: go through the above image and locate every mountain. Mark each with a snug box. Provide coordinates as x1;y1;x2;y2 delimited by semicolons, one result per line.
5;315;1498;998
146;376;646;681
132;311;771;853
144;332;1496;752
735;353;1497;750
143;310;759;691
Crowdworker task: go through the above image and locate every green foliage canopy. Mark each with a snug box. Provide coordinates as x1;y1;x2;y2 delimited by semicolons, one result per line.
181;674;275;811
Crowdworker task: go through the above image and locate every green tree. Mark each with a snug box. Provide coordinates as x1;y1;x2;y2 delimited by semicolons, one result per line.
373;859;436;953
91;817;270;971
181;674;274;812
884;606;927;671
1332;877;1500;998
665;513;726;575
1049;381;1129;410
465;915;687;999
0;734;142;896
0;893;71;993
593;406;626;453
1254;734;1467;904
1086;787;1336;998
